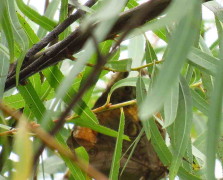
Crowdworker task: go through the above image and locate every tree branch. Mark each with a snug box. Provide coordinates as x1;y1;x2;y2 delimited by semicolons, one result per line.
5;0;171;91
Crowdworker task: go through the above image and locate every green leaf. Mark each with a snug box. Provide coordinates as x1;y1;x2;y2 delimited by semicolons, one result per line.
0;35;10;98
149;118;172;166
126;0;138;9
108;76;149;100
18;81;45;121
136;75;147;105
128;35;145;74
37;0;60;38
191;90;209;116
188;47;219;75
3;1;29;85
163;81;179;128
18;81;79;176
0;1;15;63
206;21;223;180
106;59;132;72
168;76;193;180
149;118;200;179
204;1;223;23
73;147;89;179
140;0;201;120
12;120;33;180
63;147;89;180
59;0;69;40
129;0;199;38
72;118;130;141
144;37;158;74
16;0;57;31
109;108;125;180
17;13;39;45
43;66;99;126
3;94;24;109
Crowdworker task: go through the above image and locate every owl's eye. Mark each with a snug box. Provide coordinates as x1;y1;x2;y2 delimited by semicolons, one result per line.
88;147;98;157
124;86;132;93
126;122;139;137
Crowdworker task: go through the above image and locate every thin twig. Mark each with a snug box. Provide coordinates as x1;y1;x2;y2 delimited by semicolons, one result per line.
60;99;137;122
0;129;17;136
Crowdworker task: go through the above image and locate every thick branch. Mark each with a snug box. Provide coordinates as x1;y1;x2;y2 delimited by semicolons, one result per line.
5;0;171;91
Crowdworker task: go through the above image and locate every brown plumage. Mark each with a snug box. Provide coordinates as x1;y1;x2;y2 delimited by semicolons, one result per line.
67;72;166;179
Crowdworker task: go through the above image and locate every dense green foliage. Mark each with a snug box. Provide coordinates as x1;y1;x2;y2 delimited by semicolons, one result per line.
0;0;223;179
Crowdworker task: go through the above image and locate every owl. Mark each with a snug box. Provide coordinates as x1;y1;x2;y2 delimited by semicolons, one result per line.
67;72;166;180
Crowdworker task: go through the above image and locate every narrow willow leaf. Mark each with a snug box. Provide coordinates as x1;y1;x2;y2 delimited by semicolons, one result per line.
16;0;57;31
178;167;201;180
204;1;223;23
126;0;138;9
7;1;29;51
0;2;14;63
0;35;10;98
12;120;32;180
149;118;172;166
199;36;213;99
37;0;60;38
144;37;158;74
188;47;219;75
109;108;125;180
136;75;147;105
107;77;149;103
120;129;144;175
206;23;223;180
0;43;9;58
149;118;200;179
4;0;29;85
3;94;24;109
73;147;90;180
129;0;198;38
191;90;209;116
185;64;194;83
73;118;130;141
63;147;89;180
79;40;113;103
140;0;201;120
217;136;223;165
18;81;79;175
128;35;145;73
18;81;45;121
163;81;179;128
43;66;99;126
136;75;150;139
153;28;168;42
192;145;206;163
106;59;132;72
182;140;193;172
17;13;39;45
59;0;69;40
169;76;193;180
